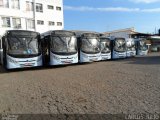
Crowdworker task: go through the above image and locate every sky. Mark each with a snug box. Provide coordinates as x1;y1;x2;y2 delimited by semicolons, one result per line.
63;0;160;33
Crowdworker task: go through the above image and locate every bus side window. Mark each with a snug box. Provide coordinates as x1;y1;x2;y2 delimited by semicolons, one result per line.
0;38;2;49
0;36;4;49
5;38;9;51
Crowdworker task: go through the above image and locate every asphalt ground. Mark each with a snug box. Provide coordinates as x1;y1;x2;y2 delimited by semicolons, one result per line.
0;53;159;119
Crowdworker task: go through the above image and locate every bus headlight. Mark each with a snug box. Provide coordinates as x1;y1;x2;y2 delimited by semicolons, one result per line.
37;56;42;62
115;52;118;55
8;57;18;64
73;55;78;59
82;53;88;58
53;55;60;60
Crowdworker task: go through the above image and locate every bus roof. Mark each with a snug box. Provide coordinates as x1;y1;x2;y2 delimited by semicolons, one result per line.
41;30;75;37
5;30;39;37
72;30;100;37
100;34;110;39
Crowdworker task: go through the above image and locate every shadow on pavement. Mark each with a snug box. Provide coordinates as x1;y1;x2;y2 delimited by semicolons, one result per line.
0;62;92;74
124;55;160;65
0;65;66;74
0;54;159;74
0;66;6;73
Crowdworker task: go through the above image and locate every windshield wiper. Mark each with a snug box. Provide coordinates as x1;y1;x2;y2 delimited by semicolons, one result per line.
58;37;67;45
13;35;27;49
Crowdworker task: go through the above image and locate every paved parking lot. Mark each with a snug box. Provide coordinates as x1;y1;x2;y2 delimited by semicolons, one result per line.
0;53;160;115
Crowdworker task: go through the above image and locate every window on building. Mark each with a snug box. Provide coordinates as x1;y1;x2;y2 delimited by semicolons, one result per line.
56;6;61;11
0;0;3;6
26;1;33;11
4;0;9;7
27;19;35;29
47;5;54;10
48;21;54;26
36;3;43;12
0;0;9;8
1;17;10;27
37;20;44;25
11;0;20;9
12;18;21;28
57;22;62;26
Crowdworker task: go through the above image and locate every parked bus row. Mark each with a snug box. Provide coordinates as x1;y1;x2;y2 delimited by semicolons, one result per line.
0;30;148;70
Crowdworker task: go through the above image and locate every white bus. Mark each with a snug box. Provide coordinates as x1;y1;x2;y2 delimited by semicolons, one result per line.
110;37;126;59
99;35;111;60
126;38;136;57
41;30;78;65
149;36;160;52
0;30;43;69
75;32;101;63
135;38;148;56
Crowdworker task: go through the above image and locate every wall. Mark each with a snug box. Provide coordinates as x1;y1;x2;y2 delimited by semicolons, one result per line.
0;0;64;36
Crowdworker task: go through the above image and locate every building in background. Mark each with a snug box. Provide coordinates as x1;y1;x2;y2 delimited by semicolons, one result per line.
104;27;153;52
103;27;136;38
149;36;160;52
0;0;64;36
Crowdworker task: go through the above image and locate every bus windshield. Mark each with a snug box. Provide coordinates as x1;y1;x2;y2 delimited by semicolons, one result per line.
114;39;126;52
7;36;40;57
50;36;77;54
139;40;148;51
100;39;111;53
126;40;135;51
81;38;100;54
